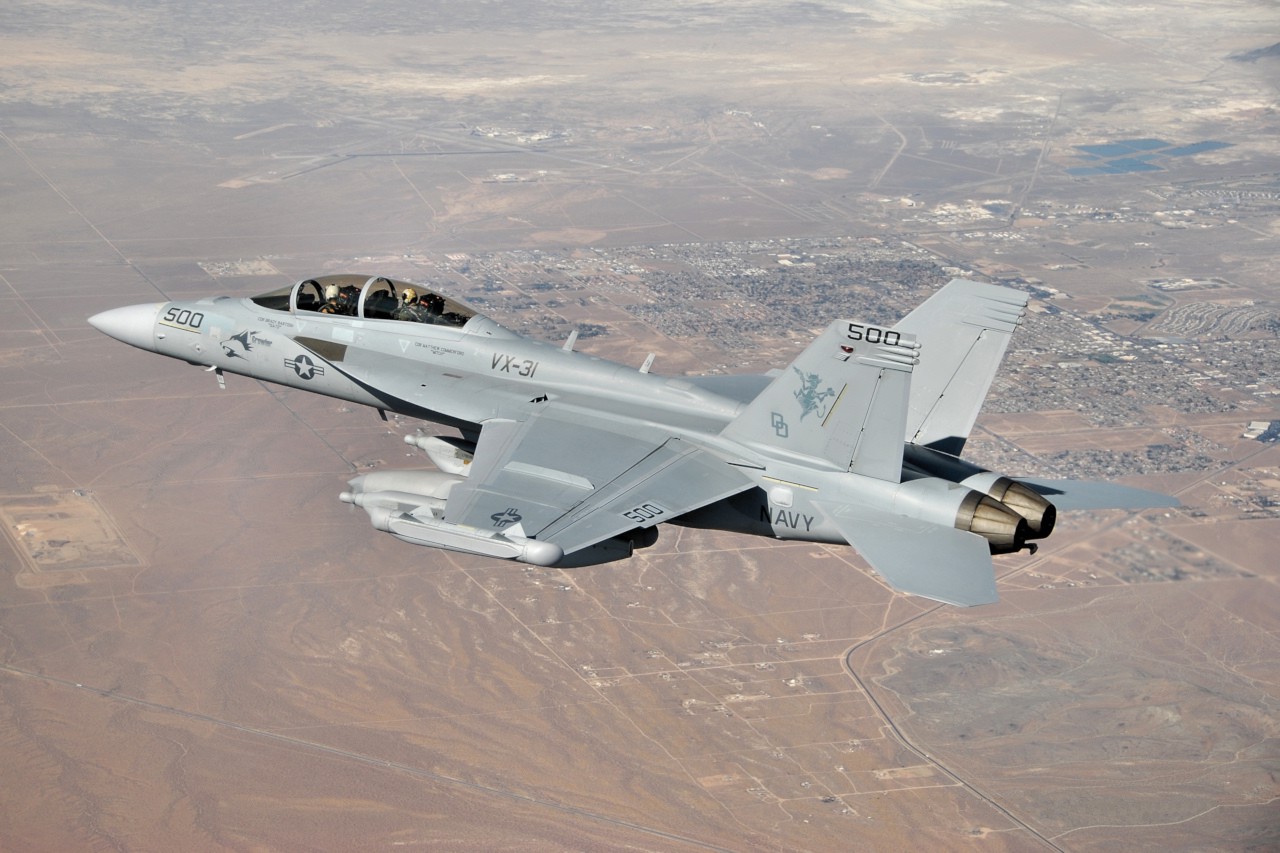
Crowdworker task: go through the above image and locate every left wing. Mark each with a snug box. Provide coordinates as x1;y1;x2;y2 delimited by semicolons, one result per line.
443;404;755;556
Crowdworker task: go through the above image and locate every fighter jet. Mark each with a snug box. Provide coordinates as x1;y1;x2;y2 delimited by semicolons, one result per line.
89;274;1175;606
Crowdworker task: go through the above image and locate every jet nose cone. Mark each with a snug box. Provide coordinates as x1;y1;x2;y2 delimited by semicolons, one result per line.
88;303;164;351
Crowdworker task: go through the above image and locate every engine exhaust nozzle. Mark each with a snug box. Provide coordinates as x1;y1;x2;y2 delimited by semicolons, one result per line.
955;491;1029;555
985;477;1057;539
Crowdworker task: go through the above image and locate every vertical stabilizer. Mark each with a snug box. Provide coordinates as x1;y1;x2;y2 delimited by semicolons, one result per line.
893;279;1027;454
722;320;918;480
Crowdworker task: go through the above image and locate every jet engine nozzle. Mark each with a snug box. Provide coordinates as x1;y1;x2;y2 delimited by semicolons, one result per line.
903;445;1058;540
984;477;1056;539
955;491;1029;555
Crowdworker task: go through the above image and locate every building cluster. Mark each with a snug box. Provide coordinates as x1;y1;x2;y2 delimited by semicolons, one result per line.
420;237;1275;485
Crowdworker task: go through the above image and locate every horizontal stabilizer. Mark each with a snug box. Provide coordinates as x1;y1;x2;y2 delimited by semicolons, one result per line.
1016;479;1179;511
820;502;998;607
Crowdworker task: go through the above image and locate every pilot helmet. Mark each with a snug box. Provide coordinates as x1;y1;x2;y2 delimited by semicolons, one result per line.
402;288;418;303
324;284;339;301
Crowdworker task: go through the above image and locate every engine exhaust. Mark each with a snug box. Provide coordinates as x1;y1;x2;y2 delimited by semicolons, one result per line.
954;491;1029;555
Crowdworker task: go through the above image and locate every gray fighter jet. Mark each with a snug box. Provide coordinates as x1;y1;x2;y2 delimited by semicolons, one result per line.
89;275;1175;606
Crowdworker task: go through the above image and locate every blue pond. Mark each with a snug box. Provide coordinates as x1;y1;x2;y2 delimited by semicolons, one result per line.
1068;138;1231;176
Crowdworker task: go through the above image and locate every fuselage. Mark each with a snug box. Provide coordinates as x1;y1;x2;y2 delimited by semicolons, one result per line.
92;275;1179;607
144;294;744;434
90;278;907;548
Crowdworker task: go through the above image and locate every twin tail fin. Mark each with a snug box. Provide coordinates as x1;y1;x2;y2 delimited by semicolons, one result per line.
721;320;918;480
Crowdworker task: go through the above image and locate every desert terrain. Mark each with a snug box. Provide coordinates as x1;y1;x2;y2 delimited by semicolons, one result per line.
1;1;1277;850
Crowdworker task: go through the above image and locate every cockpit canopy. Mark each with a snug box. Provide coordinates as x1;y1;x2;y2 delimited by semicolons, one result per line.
249;275;479;327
